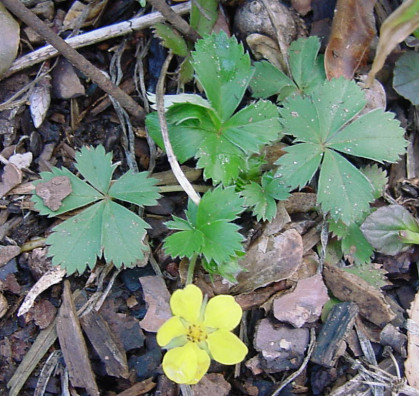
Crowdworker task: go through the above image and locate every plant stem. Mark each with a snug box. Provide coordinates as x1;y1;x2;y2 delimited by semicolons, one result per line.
155;52;201;205
399;229;419;244
186;253;198;285
147;0;200;42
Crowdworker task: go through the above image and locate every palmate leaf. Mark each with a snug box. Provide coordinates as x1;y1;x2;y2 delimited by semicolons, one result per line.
327;109;407;162
276;78;407;225
249;36;325;101
191;32;254;121
318;149;373;224
361;164;388;199
47;201;104;274
164;187;245;266
33;144;161;274
241;172;290;221
75;145;116;194
108;170;160;207
289;36;325;92
32;167;101;217
100;201;151;267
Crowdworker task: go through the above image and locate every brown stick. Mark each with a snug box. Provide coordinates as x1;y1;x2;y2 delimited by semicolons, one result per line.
1;0;146;122
147;0;200;42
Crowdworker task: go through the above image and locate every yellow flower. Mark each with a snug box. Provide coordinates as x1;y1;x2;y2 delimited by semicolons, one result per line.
157;284;248;384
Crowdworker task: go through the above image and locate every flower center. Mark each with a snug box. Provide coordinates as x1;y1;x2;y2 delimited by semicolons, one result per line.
186;323;207;343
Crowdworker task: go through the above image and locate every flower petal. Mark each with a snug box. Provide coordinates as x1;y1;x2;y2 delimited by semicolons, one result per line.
171;284;203;323
204;295;242;330
162;342;210;384
207;329;248;365
157;316;187;347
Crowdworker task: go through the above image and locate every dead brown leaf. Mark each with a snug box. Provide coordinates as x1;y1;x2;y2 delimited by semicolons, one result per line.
35;176;72;211
139;276;171;332
325;0;376;79
0;163;22;198
405;290;419;388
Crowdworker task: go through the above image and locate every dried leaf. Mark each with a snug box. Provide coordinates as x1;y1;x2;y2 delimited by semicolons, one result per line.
139;276;171;332
18;266;66;316
29;76;51;128
0;163;22;198
367;0;419;85
325;0;376;79
0;3;19;77
35;176;72;211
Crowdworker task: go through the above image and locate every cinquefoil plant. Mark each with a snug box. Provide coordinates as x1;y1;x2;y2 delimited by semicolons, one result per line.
146;31;282;186
275;77;407;225
32;145;160;274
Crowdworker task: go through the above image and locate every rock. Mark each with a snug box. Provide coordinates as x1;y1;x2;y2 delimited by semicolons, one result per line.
254;318;309;372
52;58;85;99
273;274;329;328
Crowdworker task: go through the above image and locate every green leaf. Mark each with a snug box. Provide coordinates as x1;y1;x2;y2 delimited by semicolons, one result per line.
327;109;407;162
343;263;388;288
32;167;102;217
318;149;373;225
153;23;188;57
361;204;419;255
196;135;245;185
108;170;160;206
197;185;245;223
192;32;254;121
164;228;205;258
275;143;323;189
222;100;282;153
241;172;290;221
360;164;388;199
393;51;419;105
47;201;105;275
249;60;296;99
75;145;116;194
179;55;195;84
280;79;366;144
145;110;208;163
201;257;243;283
200;221;244;264
341;223;373;265
190;0;218;36
35;144;162;274
164;187;245;266
101;201;150;267
289;36;325;92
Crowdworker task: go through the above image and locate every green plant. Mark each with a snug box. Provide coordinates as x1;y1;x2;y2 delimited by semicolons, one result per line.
32;145;160;274
249;36;325;102
361;204;419;255
146;32;282;186
275;77;407;226
164;186;245;283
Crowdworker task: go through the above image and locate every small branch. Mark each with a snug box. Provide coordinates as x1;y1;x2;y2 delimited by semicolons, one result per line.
1;0;145;122
4;3;191;78
155;52;201;205
147;0;200;42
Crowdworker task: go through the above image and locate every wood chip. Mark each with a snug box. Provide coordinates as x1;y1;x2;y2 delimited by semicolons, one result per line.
116;377;156;396
405;291;419;388
0;245;21;267
232;229;303;294
80;310;129;378
311;302;359;368
56;280;99;395
323;262;396;327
